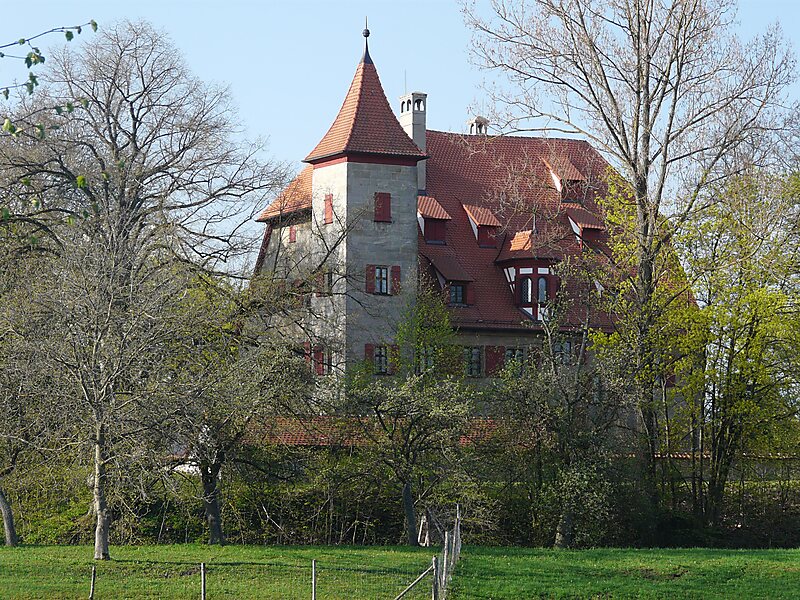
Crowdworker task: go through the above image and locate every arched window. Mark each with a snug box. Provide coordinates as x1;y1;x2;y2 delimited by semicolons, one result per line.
520;277;532;304
538;276;548;303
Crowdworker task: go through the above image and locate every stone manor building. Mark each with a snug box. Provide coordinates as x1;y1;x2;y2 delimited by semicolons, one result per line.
253;31;613;378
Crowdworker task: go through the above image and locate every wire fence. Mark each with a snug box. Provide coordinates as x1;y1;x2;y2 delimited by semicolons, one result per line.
396;505;463;600
77;508;464;599
81;552;447;599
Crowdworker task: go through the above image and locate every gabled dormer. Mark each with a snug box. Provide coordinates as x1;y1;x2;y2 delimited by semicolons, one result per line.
418;195;451;244
462;204;500;248
543;156;587;203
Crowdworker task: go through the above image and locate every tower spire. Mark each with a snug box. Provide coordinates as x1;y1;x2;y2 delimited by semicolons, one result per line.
361;17;372;65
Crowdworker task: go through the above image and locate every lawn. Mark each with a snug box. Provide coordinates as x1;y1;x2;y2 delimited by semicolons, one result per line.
0;544;435;599
450;546;800;599
1;545;799;599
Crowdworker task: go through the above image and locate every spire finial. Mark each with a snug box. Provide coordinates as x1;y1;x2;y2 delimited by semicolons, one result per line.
361;17;373;64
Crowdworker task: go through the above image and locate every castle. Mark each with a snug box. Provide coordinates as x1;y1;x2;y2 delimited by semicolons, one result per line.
253;30;613;378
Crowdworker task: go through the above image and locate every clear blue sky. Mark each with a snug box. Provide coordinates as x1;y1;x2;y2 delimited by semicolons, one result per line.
2;0;798;174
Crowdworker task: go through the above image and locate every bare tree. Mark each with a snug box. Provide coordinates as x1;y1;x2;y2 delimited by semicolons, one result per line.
465;0;797;512
0;20;285;559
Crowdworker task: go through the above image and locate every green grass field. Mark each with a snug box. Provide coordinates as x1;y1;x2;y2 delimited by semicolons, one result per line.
451;546;800;599
0;544;434;599
1;544;799;599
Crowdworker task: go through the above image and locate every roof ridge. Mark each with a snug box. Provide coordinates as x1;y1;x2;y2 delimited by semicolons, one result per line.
427;129;592;145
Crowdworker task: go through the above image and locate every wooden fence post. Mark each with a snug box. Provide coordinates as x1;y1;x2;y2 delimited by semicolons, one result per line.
443;531;450;576
88;565;96;600
312;559;317;600
201;562;206;600
432;555;439;600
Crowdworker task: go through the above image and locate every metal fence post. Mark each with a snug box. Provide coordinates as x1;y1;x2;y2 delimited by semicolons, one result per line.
201;563;206;600
312;559;317;600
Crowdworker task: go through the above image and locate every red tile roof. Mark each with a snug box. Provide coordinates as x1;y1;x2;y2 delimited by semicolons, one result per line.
250;416;499;448
462;203;501;227
566;205;605;230
423;131;612;331
543;155;585;182
418;195;451;220
256;165;313;222
304;56;426;163
421;250;473;282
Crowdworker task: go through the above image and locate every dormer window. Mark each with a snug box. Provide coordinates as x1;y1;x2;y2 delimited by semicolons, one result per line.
450;283;465;305
418;195;452;245
543;156;586;202
538;276;548;303
477;225;497;248
424;219;447;244
462;203;501;247
520;277;532;304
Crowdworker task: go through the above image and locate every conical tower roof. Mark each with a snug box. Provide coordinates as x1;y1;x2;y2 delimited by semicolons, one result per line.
304;37;426;164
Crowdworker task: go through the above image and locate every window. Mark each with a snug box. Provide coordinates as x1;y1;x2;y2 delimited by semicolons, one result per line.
324;194;333;225
464;346;483;377
374;345;389;375
520;277;532;305
416;345;435;374
538;276;548;303
450;283;465;305
288;225;296;243
504;347;525;376
553;340;573;365
424;219;447;244
374;192;391;222
375;266;389;295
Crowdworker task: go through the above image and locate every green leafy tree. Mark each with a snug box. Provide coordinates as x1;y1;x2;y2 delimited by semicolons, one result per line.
466;0;797;517
345;288;476;545
163;277;314;545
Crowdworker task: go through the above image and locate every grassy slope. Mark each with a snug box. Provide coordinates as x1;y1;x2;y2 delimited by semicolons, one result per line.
0;544;434;599
451;546;800;599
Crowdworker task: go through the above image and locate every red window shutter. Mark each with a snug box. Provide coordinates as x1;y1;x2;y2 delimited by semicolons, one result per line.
366;265;376;294
391;266;401;295
313;346;325;376
288;225;296;243
302;341;312;366
324;194;333;224
465;283;475;305
388;344;400;374
374;192;391;222
364;343;375;364
485;346;505;375
314;271;324;297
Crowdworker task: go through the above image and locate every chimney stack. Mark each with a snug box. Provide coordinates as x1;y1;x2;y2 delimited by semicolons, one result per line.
399;92;427;192
468;116;489;135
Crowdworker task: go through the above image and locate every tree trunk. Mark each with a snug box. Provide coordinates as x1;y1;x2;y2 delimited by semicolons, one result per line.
201;462;225;545
402;481;418;546
554;509;575;549
0;485;18;547
93;424;111;560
